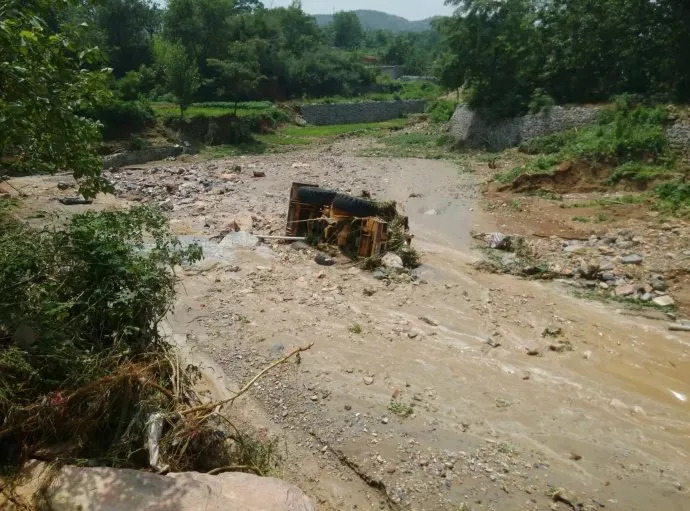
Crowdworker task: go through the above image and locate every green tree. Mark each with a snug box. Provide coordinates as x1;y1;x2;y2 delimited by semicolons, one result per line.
0;0;110;196
164;0;235;69
94;0;160;77
332;11;364;49
206;40;265;112
154;38;200;117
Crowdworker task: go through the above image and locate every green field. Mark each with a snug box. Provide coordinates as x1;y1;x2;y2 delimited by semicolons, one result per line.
151;101;275;119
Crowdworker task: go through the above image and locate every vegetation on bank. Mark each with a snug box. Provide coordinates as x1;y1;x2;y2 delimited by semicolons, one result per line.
496;98;689;215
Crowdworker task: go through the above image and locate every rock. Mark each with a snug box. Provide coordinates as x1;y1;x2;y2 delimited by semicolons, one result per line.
641;293;653;302
652;295;675;307
501;253;517;266
220;231;260;249
314;253;336;266
650;274;667;291
15;461;315;511
381;252;404;271
409;193;422;198
221;173;241;182
527;348;541;356
621;253;643;265
615;284;636;297
58;195;92;205
344;404;352;411
598;261;614;271
363;376;374;385
231;164;242;173
424;209;438;216
372;270;387;280
363;288;376;296
57;181;71;190
600;272;616;281
252;170;266;178
542;326;562;337
563;244;585;254
381;417;389;424
310;395;318;401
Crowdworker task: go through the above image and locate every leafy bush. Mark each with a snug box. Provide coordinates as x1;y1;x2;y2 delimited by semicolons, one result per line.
654;180;690;214
88;98;155;140
426;100;458;123
0;207;201;417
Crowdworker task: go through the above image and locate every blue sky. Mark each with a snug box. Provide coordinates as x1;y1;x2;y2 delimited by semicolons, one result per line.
267;1;457;21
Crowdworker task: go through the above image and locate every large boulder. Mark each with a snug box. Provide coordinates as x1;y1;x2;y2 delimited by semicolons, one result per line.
4;462;315;511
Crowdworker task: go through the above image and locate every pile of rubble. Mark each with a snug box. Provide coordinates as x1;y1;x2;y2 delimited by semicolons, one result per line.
476;225;689;310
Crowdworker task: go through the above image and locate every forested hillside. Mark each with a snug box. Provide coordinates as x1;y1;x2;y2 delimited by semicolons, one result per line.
314;10;432;33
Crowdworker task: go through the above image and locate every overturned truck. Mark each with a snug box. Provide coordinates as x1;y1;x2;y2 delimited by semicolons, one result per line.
285;183;415;264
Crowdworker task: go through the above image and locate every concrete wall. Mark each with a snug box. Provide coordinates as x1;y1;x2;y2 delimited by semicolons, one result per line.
300;100;426;126
448;104;602;150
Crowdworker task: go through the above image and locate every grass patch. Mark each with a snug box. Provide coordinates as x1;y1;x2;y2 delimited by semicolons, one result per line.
152;101;274;120
572;215;590;223
503;98;675;184
348;324;363;334
301;81;442;104
564;194;647;208
388;400;414;417
360;131;458;160
573;289;676;312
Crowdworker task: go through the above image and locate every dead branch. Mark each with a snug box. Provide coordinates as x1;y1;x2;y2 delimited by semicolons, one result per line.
179;343;314;417
207;465;261;476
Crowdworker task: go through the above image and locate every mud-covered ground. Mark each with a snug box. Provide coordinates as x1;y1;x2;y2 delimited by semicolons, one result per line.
4;131;689;511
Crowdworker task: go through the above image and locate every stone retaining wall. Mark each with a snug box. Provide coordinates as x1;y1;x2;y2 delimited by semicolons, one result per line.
448;105;602;151
300;100;426;126
449;104;690;156
103;145;183;169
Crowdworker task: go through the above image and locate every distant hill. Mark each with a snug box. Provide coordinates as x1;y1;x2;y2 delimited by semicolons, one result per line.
314;10;433;33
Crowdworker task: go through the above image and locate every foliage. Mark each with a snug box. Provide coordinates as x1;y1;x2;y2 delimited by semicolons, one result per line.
388;400;413;417
654;180;690;215
426;100;458;123
87;97;155;140
502;101;673;182
437;0;690;116
93;0;160;77
206;41;265;112
0;0;110;196
331;11;365;49
154;37;201;117
0;207;202;461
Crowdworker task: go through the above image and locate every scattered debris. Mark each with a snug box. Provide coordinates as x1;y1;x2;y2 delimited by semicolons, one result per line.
314;253;336;266
58;195;93;205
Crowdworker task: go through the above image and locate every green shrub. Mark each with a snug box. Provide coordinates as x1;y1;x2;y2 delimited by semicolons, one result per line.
88;98;155;140
426;100;458;123
654;180;690;213
0;206;202;415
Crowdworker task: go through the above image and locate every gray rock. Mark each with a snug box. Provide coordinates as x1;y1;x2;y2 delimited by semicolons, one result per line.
314;253;336;266
641;293;653;302
16;461;315;511
616;240;635;249
252;170;266;178
220;231;260;249
372;269;387;280
599;261;615;271
621;254;643;265
363;376;374;385
650;274;667;291
57;181;71;190
564;244;585;253
601;272;616;281
381;252;404;271
652;295;675;307
501;253;517;266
